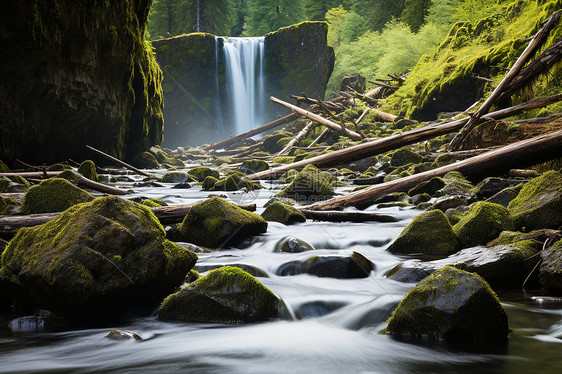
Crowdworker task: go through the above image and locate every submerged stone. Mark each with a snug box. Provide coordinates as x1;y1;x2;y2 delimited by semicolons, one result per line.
277;252;373;279
157;267;279;323
387;210;460;257
106;330;143;341
178;197;267;248
453;202;515;248
386;266;508;343
261;202;306;225
275;237;315;253
21;178;93;214
0;196;197;319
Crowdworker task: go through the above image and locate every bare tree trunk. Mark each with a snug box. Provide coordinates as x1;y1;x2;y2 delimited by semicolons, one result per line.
277;121;317;156
86;145;151;177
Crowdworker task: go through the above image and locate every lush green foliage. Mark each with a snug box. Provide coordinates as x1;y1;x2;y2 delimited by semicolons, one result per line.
245;0;306;36
304;0;353;21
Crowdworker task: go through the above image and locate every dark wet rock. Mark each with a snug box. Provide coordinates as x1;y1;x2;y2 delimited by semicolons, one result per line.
161;171;189;183
508;170;562;230
157;267;279;323
261;202;306;225
387;210;460;257
277;252;373;279
188;166;220;182
408;162;434;174
540;239;562;294
21;178;93;214
263;133;290;153
408;177;446;197
8;310;56;333
275;237;315;253
194;264;268;278
387;240;540;288
178;197;267;248
172;182;192;189
0;196;197;319
276;164;334;203
486;184;523;207
432;196;468;212
394;118;417;130
411;193;431;206
78;160;98;182
453;202;515;248
437;171;477;200
239;159;269;174
106;330;143;341
476;177;523;199
390;148;422;167
386;266;509;343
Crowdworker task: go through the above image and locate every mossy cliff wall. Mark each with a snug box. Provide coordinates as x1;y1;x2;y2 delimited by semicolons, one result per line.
0;0;163;165
152;21;334;147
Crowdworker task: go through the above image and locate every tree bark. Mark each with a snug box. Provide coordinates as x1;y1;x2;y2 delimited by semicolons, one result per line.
270;96;363;140
371;108;398;122
277;121;317;156
248;94;562;180
305;129;562;211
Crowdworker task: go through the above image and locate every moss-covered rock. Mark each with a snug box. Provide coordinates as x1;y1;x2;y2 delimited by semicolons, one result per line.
432;196;469;212
261;202;306;225
21;178;93;214
280;169;299;183
178;197;267;248
387;210;460;257
188;166;220;182
152;148;184;168
408;177;446;196
0;177;11;193
157;266;279;323
0;196;197;318
274;237;315;253
134;152;159;169
77;160;98;182
213;172;258;192
276;164;334;203
453;202;515;248
277;252;373;278
386;266;509;343
437;171;477;200
539;239;562;294
161;171;188;183
390;148;422;167
431;153;457;168
201;176;219;191
0;197;21;215
239;159;269;175
508;171;562;230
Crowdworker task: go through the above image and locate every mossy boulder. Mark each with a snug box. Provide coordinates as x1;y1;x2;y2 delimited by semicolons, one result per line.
539;239;562;294
408;177;446;196
152;148;184;168
188;166;220;182
386;266;509;343
387;210;460;257
213;172;257;192
157;266;279;323
0;196;197;318
0;177;11;193
390;148;422;167
261;202;306;225
508;171;562;230
0;197;21;215
276;164;334;203
431;153;457;168
178;197;267;248
201;176;219;191
161;171;189;184
453;202;515;248
77;160;98;182
21;178;93;214
437;172;477;200
134;152;159;169
239;159;269;175
280;169;299;183
277;252;373;279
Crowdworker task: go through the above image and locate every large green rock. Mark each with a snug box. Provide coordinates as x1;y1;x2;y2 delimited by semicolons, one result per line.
0;1;163;165
453;202;515;248
77;160;98;182
0;196;197;318
213;172;257;192
276;164;334;203
387;210;460;257
261;202;306;225
178;197;267;248
188;166;220;182
21;178;93;214
386;266;509;343
157;266;279;323
508;171;562;230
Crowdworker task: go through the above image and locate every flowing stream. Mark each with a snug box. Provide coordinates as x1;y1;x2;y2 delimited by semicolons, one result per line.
221;37;266;134
1;170;561;373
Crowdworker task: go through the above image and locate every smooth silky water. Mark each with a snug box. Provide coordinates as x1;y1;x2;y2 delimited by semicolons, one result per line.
1;171;561;373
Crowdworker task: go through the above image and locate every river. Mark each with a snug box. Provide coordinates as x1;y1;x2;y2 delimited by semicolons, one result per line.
1;169;561;373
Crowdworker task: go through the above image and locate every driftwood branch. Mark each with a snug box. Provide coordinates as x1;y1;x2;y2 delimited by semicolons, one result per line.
277;121;317;156
86;145;151;177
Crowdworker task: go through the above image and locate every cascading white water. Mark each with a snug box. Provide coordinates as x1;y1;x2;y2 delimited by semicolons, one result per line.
222;37;265;134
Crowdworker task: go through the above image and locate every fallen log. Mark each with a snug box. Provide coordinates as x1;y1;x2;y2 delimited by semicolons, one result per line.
371;108;398;122
305;129;562;211
0;203;257;232
308;127;330;147
301;210;400;223
248;94;562;180
86;145;151;177
449;10;561;150
270;96;363;140
0;193;25;202
509;169;542;178
277;121;317;156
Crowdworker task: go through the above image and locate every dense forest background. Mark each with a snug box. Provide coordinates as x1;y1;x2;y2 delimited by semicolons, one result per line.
146;0;509;94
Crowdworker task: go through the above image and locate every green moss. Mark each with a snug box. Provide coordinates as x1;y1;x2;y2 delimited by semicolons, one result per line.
11;175;30;186
272;156;296;164
153;149;184;168
161;171;188;183
276;164;334;203
157;266;278;323
390;148;422;167
213;173;258;192
188;166;219;182
0;177;10;193
239;159;269;174
508;170;562;230
280;169;299;183
178;197;267;248
453;202;515;248
387;210;460;256
21;178;93;214
77;160;98;182
261;202;306;225
141;199;162;208
201;176;219;191
0;197;21;215
0;160;10;172
134;152;159;169
211;157;232;166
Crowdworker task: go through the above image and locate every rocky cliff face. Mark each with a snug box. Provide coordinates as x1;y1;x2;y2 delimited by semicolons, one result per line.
0;0;163;165
152;21;334;147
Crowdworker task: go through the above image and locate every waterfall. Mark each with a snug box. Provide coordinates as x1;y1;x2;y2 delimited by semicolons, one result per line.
221;37;265;134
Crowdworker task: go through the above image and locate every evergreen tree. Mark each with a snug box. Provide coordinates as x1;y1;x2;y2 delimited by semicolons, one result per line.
401;0;432;32
147;0;176;39
304;0;353;21
231;0;248;36
245;0;306;36
352;0;406;31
